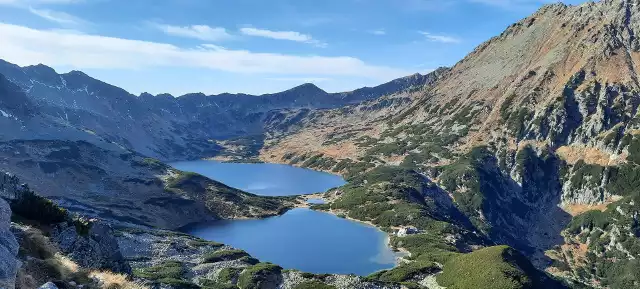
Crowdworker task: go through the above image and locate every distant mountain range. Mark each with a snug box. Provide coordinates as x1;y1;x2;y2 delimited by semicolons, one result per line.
0;59;444;160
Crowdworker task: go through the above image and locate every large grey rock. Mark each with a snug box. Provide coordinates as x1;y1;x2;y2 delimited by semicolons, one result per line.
0;172;21;200
0;198;20;289
38;282;59;289
52;221;131;274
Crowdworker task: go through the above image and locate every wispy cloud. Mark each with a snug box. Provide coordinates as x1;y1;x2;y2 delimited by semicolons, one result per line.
154;24;232;41
28;7;85;25
240;27;327;47
419;31;461;43
369;29;386;35
0;23;408;80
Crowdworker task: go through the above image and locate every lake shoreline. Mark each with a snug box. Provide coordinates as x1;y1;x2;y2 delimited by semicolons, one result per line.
171;159;407;275
206;155;348;178
316;206;412;262
183;207;398;276
297;194;412;265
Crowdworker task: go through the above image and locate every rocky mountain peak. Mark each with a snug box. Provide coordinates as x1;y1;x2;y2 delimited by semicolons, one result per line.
394;0;640;147
139;92;154;98
23;64;60;84
285;83;328;96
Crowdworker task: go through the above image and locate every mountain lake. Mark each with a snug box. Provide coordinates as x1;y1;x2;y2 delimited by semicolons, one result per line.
171;160;398;275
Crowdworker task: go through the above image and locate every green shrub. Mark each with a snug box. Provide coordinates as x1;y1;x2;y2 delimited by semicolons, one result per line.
203;250;250;263
293;280;336;289
436;246;552;289
299;272;315;279
133;261;185;280
367;260;439;283
566;210;611;234
607;164;640;197
73;218;92;236
156;278;200;289
627;136;640;165
187;240;224;248
132;157;168;171
166;172;206;191
237;263;282;289
200;278;239;289
500;94;517;120
10;190;68;225
569;160;605;188
391;231;459;264
218;267;242;283
133;261;200;289
238;256;260;265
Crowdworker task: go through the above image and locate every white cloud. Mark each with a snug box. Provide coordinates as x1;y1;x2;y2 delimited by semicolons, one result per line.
419;31;461;43
0;23;408;81
154;24;232;41
369;29;386;35
240;27;327;47
28;7;84;25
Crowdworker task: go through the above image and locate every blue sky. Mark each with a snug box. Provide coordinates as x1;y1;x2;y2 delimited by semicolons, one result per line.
0;0;588;96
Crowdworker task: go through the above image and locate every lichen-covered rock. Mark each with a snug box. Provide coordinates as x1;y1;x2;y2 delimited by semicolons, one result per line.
0;198;20;289
52;221;131;274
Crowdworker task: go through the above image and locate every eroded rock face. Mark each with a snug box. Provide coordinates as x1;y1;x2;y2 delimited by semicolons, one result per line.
0;198;20;289
52;222;131;274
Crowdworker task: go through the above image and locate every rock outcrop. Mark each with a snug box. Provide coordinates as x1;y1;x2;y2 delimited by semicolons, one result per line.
37;282;58;289
52;221;131;274
0;198;20;289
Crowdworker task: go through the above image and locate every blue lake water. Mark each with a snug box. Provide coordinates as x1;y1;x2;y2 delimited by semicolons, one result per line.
171;161;397;275
182;208;396;275
170;160;346;196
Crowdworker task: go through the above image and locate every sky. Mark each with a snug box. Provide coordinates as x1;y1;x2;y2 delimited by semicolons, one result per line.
0;0;588;96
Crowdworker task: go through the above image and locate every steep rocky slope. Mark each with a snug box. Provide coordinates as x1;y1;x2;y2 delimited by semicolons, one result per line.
259;1;640;287
0;142;295;229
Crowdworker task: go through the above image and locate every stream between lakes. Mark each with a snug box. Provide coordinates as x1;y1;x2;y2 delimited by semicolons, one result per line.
170;160;398;276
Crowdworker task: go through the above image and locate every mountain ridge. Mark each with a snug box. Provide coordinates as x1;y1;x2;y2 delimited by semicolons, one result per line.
0;58;440;161
256;1;640;287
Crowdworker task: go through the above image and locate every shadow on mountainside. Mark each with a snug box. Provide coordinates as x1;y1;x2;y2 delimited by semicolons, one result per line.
477;145;572;269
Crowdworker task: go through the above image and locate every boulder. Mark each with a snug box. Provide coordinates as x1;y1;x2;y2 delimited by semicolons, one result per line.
52;221;131;274
38;282;59;289
396;227;419;237
0;198;20;289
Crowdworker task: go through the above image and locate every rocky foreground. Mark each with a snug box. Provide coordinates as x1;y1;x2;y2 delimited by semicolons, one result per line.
0;171;407;289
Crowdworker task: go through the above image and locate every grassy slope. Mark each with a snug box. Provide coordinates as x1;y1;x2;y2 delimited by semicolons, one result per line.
314;165;562;288
436;246;558;289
